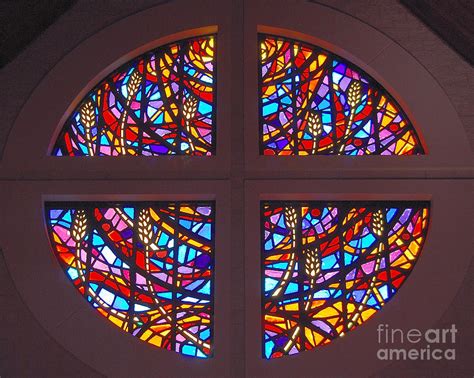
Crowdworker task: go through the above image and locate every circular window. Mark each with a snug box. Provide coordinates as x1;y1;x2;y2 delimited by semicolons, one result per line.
0;1;472;377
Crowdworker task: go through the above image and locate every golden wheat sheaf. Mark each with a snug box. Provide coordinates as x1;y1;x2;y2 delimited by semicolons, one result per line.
307;111;322;154
80;101;96;156
71;210;88;243
138;208;153;248
119;71;142;155
183;96;199;153
339;80;362;153
303;247;321;311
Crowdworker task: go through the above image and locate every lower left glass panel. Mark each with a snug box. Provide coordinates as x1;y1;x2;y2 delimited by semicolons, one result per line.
45;201;214;358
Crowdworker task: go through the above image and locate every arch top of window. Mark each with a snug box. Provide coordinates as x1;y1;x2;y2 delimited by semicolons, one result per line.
0;18;232;180
243;22;473;178
52;35;217;157
1;0;472;181
258;34;425;156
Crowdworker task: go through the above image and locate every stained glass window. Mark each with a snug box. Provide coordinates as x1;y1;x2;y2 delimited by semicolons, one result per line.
46;201;214;358
259;35;425;155
262;201;429;359
52;36;216;156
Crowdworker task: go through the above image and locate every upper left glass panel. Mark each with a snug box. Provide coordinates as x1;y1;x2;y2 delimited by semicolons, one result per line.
52;35;216;156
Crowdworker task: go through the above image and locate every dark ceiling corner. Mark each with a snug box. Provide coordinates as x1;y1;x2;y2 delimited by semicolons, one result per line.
0;0;77;69
0;1;472;70
400;0;474;66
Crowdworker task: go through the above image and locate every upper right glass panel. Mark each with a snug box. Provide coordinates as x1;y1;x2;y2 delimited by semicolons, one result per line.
259;35;425;156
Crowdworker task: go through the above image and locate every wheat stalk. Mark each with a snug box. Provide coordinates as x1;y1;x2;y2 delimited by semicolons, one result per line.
270;201;301;352
339;81;362;154
135;208;211;350
137;208;158;330
284;207;297;236
80;101;96;156
347;81;362;109
371;209;385;237
127;71;142;99
71;210;88;283
119;70;142;155
183;96;198;121
138;208;153;274
304;249;321;279
71;209;126;324
72;209;87;243
70;209;142;331
182;96;199;153
347;209;386;330
307;112;322;154
303;247;321;311
138;209;153;247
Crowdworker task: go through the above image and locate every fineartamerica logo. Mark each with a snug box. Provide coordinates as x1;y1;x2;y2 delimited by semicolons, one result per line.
376;324;457;361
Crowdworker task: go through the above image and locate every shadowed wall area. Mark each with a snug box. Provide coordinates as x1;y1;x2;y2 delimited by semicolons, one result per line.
0;0;77;68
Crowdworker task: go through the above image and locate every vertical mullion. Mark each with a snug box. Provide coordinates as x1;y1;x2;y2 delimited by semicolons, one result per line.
231;0;245;372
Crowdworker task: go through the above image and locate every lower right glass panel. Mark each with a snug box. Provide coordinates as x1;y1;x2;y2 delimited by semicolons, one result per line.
261;201;430;359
